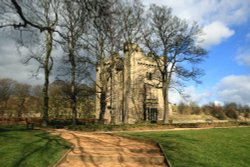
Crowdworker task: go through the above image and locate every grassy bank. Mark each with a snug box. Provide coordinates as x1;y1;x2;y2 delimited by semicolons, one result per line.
117;127;250;167
0;125;71;167
67;121;248;131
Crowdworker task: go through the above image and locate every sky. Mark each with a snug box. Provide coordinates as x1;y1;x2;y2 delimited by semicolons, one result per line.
143;0;250;106
1;0;250;106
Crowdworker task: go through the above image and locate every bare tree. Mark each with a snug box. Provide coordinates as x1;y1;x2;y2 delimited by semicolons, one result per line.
49;79;95;119
0;78;16;118
0;0;57;32
20;1;59;126
14;83;31;119
58;0;90;125
143;5;207;123
1;0;60;126
30;85;43;116
118;0;145;44
86;0;120;123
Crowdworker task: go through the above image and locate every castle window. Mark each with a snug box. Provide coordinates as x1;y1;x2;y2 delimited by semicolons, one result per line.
146;72;152;80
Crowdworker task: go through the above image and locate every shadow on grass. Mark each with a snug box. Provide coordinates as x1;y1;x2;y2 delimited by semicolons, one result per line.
0;125;38;132
0;126;71;167
0;125;34;140
14;131;71;167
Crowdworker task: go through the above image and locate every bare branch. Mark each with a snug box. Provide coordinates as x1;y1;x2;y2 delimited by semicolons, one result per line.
10;0;54;32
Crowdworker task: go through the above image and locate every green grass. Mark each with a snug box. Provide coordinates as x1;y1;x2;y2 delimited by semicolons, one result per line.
117;127;250;167
0;125;71;167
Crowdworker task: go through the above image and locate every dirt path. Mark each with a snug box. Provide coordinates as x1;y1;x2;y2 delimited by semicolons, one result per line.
48;129;167;167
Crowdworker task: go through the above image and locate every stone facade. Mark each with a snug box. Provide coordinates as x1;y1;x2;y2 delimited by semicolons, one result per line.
96;43;167;124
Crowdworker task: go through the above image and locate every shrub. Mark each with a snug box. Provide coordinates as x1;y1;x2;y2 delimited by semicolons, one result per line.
222;103;239;120
210;106;227;120
177;102;193;115
225;108;239;120
244;112;249;118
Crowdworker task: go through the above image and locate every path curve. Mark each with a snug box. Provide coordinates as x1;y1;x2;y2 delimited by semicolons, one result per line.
48;129;167;167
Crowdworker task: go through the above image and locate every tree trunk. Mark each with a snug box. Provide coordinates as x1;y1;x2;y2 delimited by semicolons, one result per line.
42;71;49;126
18;98;25;119
99;90;106;122
16;97;25;125
71;86;77;125
70;53;77;126
42;31;53;126
162;81;169;124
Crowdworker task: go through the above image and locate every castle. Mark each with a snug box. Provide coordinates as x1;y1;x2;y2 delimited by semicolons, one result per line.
96;43;171;124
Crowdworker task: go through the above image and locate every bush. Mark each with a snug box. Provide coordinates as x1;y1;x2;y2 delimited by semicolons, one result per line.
244;112;250;118
48;118;88;128
225;108;239;120
210;106;227;120
48;119;72;127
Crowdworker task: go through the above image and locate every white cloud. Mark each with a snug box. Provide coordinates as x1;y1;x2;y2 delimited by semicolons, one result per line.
200;21;235;48
216;75;250;105
236;48;250;67
170;74;250;106
143;0;250;25
143;0;250;48
210;0;250;26
169;86;212;105
214;100;224;106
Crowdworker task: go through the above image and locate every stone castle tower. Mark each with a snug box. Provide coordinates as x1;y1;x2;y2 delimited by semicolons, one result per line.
96;43;166;124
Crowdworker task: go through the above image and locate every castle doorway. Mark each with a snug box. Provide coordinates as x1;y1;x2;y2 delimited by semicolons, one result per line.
144;107;158;123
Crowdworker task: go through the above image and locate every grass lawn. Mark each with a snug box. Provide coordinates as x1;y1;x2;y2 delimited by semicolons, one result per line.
117;127;250;167
0;125;71;167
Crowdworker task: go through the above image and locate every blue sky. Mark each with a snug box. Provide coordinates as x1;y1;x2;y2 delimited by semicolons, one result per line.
143;0;250;105
1;0;250;105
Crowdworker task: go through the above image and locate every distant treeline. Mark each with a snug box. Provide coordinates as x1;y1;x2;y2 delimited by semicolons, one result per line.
0;78;95;121
176;102;250;120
